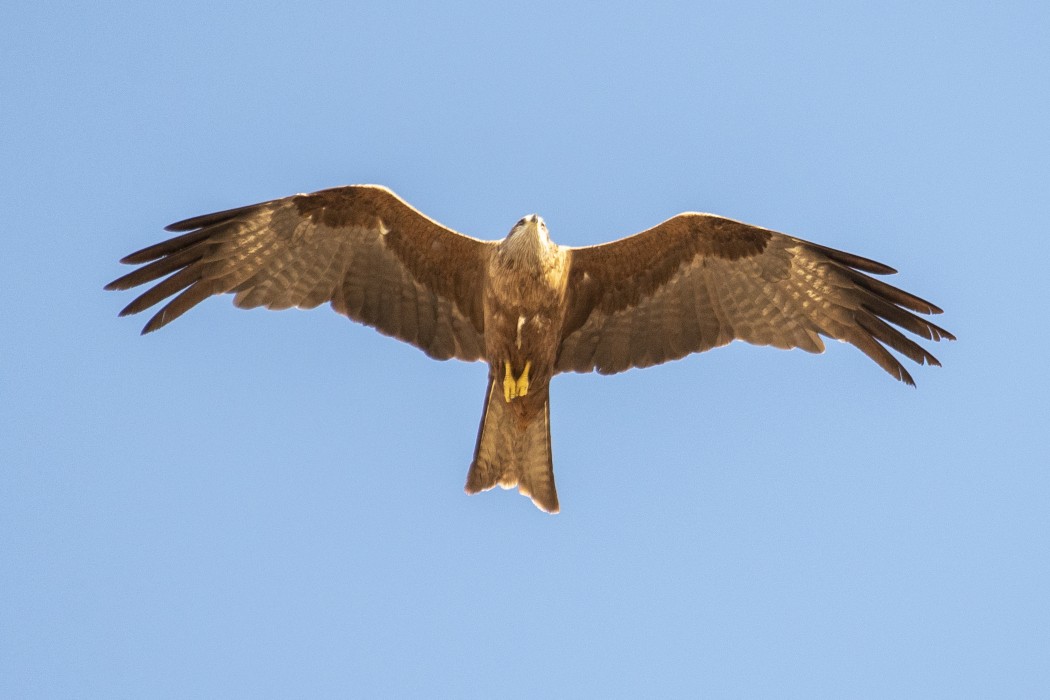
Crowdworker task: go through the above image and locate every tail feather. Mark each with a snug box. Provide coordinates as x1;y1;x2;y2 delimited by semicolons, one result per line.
465;378;558;513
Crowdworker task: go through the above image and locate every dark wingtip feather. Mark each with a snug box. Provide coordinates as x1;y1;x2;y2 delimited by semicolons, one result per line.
139;282;214;334
141;312;168;334
849;330;921;386
120;252;147;265
114;265;200;318
109;247;206;292
844;268;946;316
856;313;943;368
812;242;898;275
119;228;212;265
139;304;187;333
165;219;204;232
164;201;265;232
106;271;146;292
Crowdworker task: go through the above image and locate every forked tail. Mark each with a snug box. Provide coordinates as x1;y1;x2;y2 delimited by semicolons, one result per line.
465;377;558;513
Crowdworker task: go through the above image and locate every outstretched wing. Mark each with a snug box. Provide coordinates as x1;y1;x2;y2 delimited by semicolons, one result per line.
557;213;953;385
107;185;494;361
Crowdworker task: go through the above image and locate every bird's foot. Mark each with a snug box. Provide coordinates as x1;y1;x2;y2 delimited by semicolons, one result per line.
502;360;532;402
503;361;516;402
516;360;531;398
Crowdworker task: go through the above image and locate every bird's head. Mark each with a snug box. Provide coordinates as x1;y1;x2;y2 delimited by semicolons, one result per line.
508;214;549;242
501;213;555;260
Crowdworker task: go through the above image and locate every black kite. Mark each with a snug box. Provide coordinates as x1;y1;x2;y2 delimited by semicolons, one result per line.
107;185;954;512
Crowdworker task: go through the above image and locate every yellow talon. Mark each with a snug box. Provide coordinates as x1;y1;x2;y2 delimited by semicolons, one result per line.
516;360;531;397
502;360;532;402
503;361;515;403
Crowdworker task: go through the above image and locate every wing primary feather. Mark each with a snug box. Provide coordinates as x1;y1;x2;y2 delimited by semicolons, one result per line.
142;280;215;334
164;203;269;232
119;229;212;265
105;244;205;291
842;267;946;315
808;242;897;275
118;266;200;317
860;298;954;342
848;331;916;386
855;312;941;367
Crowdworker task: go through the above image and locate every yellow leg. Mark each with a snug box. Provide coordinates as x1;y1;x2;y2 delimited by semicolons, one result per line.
516;360;531;397
502;360;532;402
503;361;516;403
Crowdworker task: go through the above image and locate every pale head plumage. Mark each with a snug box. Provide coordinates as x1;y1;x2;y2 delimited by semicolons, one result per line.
499;213;558;266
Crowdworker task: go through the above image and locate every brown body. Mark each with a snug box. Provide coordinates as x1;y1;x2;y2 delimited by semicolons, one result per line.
107;185;953;513
467;215;569;511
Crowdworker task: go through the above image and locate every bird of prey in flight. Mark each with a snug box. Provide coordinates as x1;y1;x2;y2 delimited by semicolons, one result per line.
107;185;953;513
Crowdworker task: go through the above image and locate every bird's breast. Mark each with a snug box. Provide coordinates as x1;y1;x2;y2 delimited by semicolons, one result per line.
483;248;569;375
486;245;568;308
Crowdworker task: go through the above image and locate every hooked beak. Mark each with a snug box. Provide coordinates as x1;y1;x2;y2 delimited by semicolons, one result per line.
520;214;545;238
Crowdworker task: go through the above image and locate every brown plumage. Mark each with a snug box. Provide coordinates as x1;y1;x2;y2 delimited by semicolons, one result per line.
107;184;954;513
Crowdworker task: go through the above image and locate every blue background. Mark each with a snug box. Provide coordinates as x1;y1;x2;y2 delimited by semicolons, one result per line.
3;2;1048;697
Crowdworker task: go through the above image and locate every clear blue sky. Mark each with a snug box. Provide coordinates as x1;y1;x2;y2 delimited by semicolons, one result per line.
3;1;1048;697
